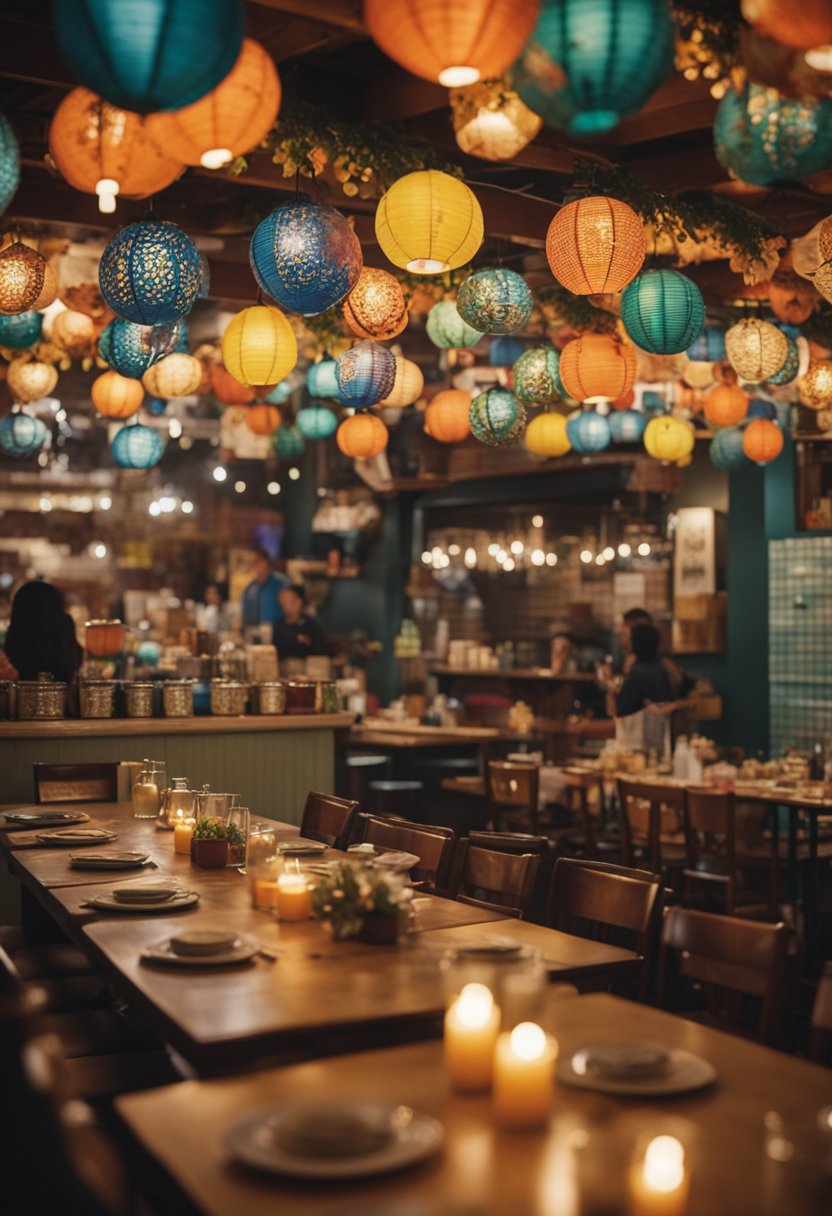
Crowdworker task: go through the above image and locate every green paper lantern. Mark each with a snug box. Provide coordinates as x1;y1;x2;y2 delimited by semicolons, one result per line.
426;300;482;350
621;270;704;355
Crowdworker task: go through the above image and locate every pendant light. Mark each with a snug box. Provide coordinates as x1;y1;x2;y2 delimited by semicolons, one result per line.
547;196;645;295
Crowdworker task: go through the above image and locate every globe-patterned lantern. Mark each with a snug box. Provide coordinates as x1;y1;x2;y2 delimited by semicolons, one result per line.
378;357;424;407
546;195;645;295
742;417;784;464
469;387;526;446
704;384;749;428
250;194;363;316
424;390;472;443
714;83;832;187
335;341;397;407
513;346;563;407
709;426;748;470
0;310;41;349
514;0;675;136
7;358;58;403
490;336;524;366
725;319;789;383
52;0;244;114
566;409;611;453
99;220;201;325
687;325;727;362
608;409;647;444
0;114;20;215
456;267;533;335
768;335;799;386
273;424;306;461
0;411;47;457
343;268;408;340
425;300;482;350
296;405;337;440
265;380;293;406
643;415;695;464
559;333;636;403
99;318;184;378
799;360;832;410
222;306;297;390
0;242;46;315
141;352;202;398
375;170;483;274
621;270;705;355
306;358;341;399
336;412;388;459
91;369;144;419
525;411;571;458
111;422;165;469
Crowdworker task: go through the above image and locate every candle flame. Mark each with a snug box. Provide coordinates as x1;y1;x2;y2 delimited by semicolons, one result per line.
455;983;494;1029
643;1136;685;1193
509;1022;547;1061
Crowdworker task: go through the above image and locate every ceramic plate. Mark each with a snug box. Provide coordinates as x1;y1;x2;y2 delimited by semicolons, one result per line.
225;1101;444;1179
558;1046;716;1096
278;839;329;856
4;811;91;828
70;851;149;870
35;828;118;846
84;891;199;913
142;933;260;967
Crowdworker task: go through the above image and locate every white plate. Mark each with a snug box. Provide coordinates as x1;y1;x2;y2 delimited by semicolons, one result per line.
558;1046;716;1096
70;852;149;870
83;891;199;913
36;828;118;846
372;850;421;873
278;839;329;855
142;933;260;967
225;1101;444;1179
4;810;91;827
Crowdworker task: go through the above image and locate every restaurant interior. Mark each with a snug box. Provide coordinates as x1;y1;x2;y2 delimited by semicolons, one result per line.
2;1;832;1213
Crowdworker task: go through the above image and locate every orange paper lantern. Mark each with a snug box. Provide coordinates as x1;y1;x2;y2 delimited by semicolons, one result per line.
741;0;832;50
424;390;472;443
559;333;637;403
336;412;389;458
245;404;282;435
91;369;144;418
211;363;255;406
546;196;645;296
742;417;784;464
704;384;749;428
343;268;408;341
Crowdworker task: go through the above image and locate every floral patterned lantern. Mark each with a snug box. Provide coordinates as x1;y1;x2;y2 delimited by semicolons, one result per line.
456;267;533;335
425;300;482;350
621;270;704;355
768;335;800;386
714;83;832;187
566;409;611;453
99;220;201;325
0;242;45;315
469;387;526;446
343;268;408;341
513;346;563;406
525;410;571;457
0;410;47;457
424;390;472;443
725;318;789;383
336;341;397;407
99;318;184;379
111;422;165;468
336;412;388;458
7;358;58;403
546;195;645;295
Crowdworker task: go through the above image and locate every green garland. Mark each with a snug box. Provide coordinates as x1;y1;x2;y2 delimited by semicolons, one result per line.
536;283;617;334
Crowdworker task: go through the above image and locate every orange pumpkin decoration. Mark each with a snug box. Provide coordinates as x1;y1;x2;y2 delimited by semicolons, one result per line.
336;412;389;458
211;363;255;406
91;369;144;419
424;389;472;443
742;417;784;464
704;384;749;428
559;333;637;403
245;404;282;435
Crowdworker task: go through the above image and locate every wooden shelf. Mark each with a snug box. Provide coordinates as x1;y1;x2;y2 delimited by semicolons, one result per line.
0;713;355;740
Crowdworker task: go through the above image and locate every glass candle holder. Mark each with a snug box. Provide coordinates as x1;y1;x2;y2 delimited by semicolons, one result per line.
275;864;312;921
440;944;546;1030
226;805;250;868
173;816;196;855
249;855;283;911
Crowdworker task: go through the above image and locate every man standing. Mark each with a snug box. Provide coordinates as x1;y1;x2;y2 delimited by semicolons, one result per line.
241;549;289;630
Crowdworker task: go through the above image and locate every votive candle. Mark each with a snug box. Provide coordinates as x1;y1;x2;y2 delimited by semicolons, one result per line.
276;872;312;922
254;878;280;910
173;818;195;855
492;1021;556;1130
444;983;501;1093
629;1136;689;1216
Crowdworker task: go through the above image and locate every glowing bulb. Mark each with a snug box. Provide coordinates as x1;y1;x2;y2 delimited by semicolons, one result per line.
545;553;557;567
580;550;593;564
503;557;515;572
181;500;194;514
98;495;112;511
55;409;67;422
212;466;227;483
200;147;233;169
487;543;499;556
455;983;494;1029
234;480;246;493
179;435;193;450
637;542;651;557
618;542;631;558
531;514;543;528
448;543;461;556
495;549;507;564
148;501;161;516
603;546;615;561
509;1022;547;1061
159;496;176;513
431;546;443;562
642;1136;685;1194
805;44;832;72
421;551;432;565
531;549;545;566
288;467;301;481
438;64;480;87
464;547;477;568
510;540;524;555
93;543;107;559
267;481;281;495
39;496;52;512
168;418;183;439
595;553;606;565
95;177;119;213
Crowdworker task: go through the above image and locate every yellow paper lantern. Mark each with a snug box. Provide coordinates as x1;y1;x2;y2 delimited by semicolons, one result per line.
451;79;542;161
798;360;832;409
336;412;389;458
0;242;46;315
375;170;484;274
378;357;424;407
424;390;472;442
742;416;784;463
559;333;637;403
142;352;202;398
644;415;695;464
525;411;571;458
546;196;645;296
7;358;59;403
32;262;59;312
146;39;281;170
222;305;297;390
725;318;789;383
52;308;96;357
245;404;282;436
343;268;408;340
91;369;144;418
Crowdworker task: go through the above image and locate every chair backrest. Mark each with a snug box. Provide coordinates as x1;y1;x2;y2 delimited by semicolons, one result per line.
356;814;456;892
657;906;789;1045
563;857;661;883
33;763;119;805
618;779;685;872
450;842;540;919
683;787;735;874
559;768;606;853
300;790;358;851
467;830;549;856
545;857;663;958
485;761;539;831
810;960;832;1064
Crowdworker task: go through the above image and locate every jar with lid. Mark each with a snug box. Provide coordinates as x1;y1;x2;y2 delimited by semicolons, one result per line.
124;681;155;718
285;679;316;715
79;679;117;719
163;679;194;717
17;674;67;720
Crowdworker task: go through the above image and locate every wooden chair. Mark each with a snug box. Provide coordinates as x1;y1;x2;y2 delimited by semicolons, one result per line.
809;961;832;1065
467;830;549;856
300;790;358;851
617;778;686;877
33;763;118;805
559;767;619;859
448;842;540;919
682;787;780;916
354;814;456;893
657;906;789;1045
485;761;540;833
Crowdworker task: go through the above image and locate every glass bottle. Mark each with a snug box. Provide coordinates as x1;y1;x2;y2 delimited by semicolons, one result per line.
132;765;161;819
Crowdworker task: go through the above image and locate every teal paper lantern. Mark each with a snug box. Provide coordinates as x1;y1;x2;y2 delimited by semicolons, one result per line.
608;409;646;444
425;300;481;350
621;270;704;355
641;391;667;415
456;268;533;335
768;336;799;386
747;398;776;420
111;423;165;469
709;426;748;471
144;395;168;417
0;310;41;349
469;388;526;447
273;424;306;461
306;358;341;399
52;0;244;114
99;318;184;378
490;337;524;366
0;412;47;457
99;220;201;325
514;0;675;136
566;410;611;453
335;341;396;407
296;405;338;440
250;195;363;317
0;114;20;215
266;380;293;406
513;347;563;406
714;83;832;187
687;325;726;362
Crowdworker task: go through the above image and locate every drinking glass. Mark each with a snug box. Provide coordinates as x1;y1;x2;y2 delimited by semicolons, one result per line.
226;805;250;869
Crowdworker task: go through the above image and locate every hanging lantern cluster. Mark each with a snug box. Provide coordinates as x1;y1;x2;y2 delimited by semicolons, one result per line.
142;352;202;398
704;384;749;428
798;360;832;409
335;341;397;408
250;195;362;316
714;83;832;187
99;219;201;325
7;358;58;403
296;405;338;440
643;416;695;465
211;363;255;407
709;426;748;471
450;79;542;161
725;319;789;383
513;347;563;406
426;300;482;350
375;170;483;274
608;409;647;444
222;306;298;390
424;390;472;443
469;387;526;446
547;196;645;295
0;242;46;315
559;333;636;404
306;358;341;400
99;318;184;379
0;113;20;215
525;411;571;458
111;422;165;469
92;369;144;419
379;357;424;407
0;310;41;349
456;268;533;335
742;417;784;464
567;409;611;453
0;411;47;457
343;268;408;341
621;270;705;356
336;412;388;459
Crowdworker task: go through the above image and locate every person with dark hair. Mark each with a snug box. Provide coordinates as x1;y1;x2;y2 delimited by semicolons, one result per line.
3;580;83;685
273;584;328;659
241;548;289;629
616;623;674;718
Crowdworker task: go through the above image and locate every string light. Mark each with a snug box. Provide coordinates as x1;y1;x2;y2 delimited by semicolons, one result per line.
212;466;227;483
267;481;281;495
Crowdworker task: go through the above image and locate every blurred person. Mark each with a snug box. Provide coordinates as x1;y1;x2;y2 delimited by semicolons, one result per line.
2;580;83;693
615;623;674;718
197;584;230;633
241;549;289;629
273;584;328;659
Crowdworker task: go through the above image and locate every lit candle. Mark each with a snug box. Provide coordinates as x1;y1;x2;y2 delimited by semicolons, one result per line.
492;1021;556;1130
444;982;501;1093
629;1136;689;1216
276;872;312;922
254;879;280;910
173;818;195;855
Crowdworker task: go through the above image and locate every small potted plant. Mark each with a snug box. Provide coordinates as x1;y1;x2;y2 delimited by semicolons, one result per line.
191;817;230;869
311;861;412;945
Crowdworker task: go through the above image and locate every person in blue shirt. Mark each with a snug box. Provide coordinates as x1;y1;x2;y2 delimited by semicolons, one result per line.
241;549;289;630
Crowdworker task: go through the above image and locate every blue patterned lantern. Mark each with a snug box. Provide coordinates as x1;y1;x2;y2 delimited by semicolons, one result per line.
0;411;47;456
266;380;293;406
687;324;726;362
250;195;363;317
52;0;244;114
514;0;674;136
273;424;306;461
709;426;748;471
111;423;165;469
621;270;704;355
0;114;19;215
513;347;563;406
425;300;481;350
490;337;524;366
768;336;799;386
714;83;832;187
566;409;611;453
99;220;201;325
306;358;341;399
144;395;168;417
335;341;396;408
456;268;533;335
99;318;184;378
0;310;41;349
608;409;646;444
747;398;777;420
469;388;526;446
296;405;338;440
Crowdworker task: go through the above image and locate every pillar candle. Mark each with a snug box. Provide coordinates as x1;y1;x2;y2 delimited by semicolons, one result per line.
444;983;501;1093
276;873;312;922
629;1136;689;1216
492;1022;556;1130
254;879;280;910
173;818;195;855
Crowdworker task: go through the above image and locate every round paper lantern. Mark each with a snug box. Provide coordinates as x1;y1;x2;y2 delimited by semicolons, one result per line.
709;427;748;470
222;306;298;390
379;357;424;407
32;263;59;312
621;270;705;355
546;196;645;295
566;409;611;453
266;380;293;406
141;353;202;398
0;114;20;215
768;335;800;386
426;300;482;350
608;409;647;444
145;395;167;416
49;88;184;213
687;325;726;362
296;405;337;440
742;417;784;464
514;0;674;136
245;404;282;436
306;359;341;400
210;364;255;406
513;346;563;406
424;390;472;443
343;268;408;341
469;388;526;446
0;242;45;315
525;411;571;457
336;413;388;459
145;39;280;169
0;411;47;456
798;360;832;409
725;319;789;383
91;369;144;419
99;220;201;325
682;360;715;390
111;422;165;469
250;195;362;316
52;0;244;115
704;384;749;428
451;81;542;161
52;308;96;357
375;170;483;274
768;275;817;326
714;83;832;187
273;424;306;461
613;388;636;410
559;333;636;403
741;0;832;49
643;416;695;464
99;318;183;378
0;311;41;349
456;268;533;336
490;336;524;366
7;358;58;403
364;0;539;87
748;398;777;420
335;341;397;407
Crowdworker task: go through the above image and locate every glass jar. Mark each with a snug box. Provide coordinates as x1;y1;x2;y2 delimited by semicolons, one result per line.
132;764;163;820
250;681;287;715
157;777;195;830
210;679;249;716
439;944;546;1030
17;676;68;720
285;679;316;715
248;851;282;911
79;679;117;719
124;681;155;718
226;804;250;869
163;679;194;717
